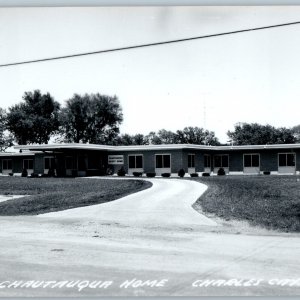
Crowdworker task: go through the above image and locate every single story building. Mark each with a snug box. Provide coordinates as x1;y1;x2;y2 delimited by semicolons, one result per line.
0;143;299;176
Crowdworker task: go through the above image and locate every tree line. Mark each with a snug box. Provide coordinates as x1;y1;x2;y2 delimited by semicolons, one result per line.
0;89;299;151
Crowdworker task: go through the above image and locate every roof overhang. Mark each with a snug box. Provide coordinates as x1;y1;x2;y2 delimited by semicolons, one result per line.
0;152;35;157
13;143;300;152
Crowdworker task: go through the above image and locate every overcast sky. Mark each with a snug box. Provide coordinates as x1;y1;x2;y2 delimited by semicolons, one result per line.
1;6;300;143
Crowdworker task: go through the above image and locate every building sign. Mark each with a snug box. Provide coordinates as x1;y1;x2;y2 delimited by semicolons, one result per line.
108;155;124;165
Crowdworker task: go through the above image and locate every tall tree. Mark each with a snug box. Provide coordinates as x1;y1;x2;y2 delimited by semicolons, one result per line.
133;134;147;145
227;123;296;145
60;93;123;144
116;134;134;146
6;90;60;144
291;124;300;142
143;127;219;145
176;127;220;145
145;131;162;145
0;108;14;152
157;129;178;144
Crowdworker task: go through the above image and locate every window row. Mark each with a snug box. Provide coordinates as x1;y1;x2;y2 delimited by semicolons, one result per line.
125;153;297;169
0;153;297;172
1;159;34;170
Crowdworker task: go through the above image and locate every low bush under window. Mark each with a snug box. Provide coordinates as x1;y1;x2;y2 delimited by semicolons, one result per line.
146;172;156;177
133;172;143;177
217;168;226;176
117;167;126;176
178;168;185;177
202;172;210;177
190;173;199;177
161;173;171;177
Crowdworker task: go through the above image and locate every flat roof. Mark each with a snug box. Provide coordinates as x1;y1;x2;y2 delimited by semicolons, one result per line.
13;143;300;152
0;152;35;157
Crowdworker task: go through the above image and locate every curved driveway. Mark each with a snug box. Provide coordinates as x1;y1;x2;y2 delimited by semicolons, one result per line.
0;178;299;297
39;178;217;227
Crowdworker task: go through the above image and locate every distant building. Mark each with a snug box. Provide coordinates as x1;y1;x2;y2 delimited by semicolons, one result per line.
0;143;299;176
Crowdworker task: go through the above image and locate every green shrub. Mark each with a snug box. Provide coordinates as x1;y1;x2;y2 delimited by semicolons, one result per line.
133;172;143;177
30;173;39;178
263;171;271;175
8;172;14;176
161;173;171;177
48;168;56;177
217;168;226;176
21;169;28;177
117;167;126;176
106;168;113;175
146;172;156;177
202;172;210;177
190;173;199;177
178;168;185;177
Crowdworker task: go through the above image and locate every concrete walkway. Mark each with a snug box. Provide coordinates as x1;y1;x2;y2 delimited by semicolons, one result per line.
39;178;217;227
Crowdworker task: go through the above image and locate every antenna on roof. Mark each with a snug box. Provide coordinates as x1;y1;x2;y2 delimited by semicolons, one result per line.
203;98;206;130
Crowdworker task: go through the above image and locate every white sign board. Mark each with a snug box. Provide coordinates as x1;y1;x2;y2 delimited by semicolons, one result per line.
108;155;124;165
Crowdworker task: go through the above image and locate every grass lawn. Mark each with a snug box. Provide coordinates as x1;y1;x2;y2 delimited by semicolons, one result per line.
192;175;300;232
0;177;152;215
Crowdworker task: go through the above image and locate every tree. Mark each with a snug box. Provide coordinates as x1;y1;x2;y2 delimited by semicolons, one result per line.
0;109;14;152
157;129;178;144
143;127;219;145
227;123;296;145
145;131;162;145
291;124;300;142
133;134;147;145
116;134;134;146
176;127;220;145
6;90;60;144
59;93;123;144
113;133;147;145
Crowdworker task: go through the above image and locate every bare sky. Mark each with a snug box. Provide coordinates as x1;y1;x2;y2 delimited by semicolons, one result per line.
1;6;300;143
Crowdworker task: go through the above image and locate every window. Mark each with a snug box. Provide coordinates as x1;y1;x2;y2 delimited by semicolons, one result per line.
188;154;195;168
2;159;12;170
128;155;143;169
204;155;211;168
23;159;33;170
156;154;171;168
44;157;55;169
279;153;295;167
214;155;229;168
244;154;260;167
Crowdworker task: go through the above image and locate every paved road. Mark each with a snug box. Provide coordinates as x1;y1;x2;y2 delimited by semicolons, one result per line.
0;178;299;297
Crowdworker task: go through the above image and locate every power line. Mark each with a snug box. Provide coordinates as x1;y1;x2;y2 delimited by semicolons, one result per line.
1;20;300;68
